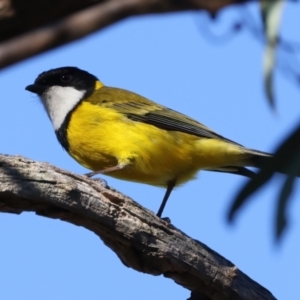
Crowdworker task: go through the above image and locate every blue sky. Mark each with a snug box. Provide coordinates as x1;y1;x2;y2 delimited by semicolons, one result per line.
1;2;300;299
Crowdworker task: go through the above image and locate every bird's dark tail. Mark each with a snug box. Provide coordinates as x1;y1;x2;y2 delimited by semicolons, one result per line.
242;148;300;178
206;148;299;178
246;148;273;167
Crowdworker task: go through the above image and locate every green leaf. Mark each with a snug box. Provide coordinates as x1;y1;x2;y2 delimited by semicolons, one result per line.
275;151;300;240
260;0;285;107
228;122;300;236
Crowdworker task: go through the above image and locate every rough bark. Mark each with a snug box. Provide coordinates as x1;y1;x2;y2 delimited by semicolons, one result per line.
0;154;276;300
0;0;255;69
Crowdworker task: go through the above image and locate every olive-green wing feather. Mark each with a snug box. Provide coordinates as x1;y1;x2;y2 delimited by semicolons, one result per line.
89;86;241;145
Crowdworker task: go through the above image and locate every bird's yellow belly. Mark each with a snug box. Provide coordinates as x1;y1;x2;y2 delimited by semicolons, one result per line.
66;102;246;187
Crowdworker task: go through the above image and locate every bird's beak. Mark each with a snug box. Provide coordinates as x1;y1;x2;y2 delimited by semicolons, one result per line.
25;84;45;95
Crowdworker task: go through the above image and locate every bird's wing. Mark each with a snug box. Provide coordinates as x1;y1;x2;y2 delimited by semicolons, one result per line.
90;87;242;145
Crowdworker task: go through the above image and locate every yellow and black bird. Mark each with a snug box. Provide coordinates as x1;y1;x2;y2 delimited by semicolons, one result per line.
26;67;276;217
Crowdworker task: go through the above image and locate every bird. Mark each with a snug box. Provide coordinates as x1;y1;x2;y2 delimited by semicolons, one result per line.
26;66;276;218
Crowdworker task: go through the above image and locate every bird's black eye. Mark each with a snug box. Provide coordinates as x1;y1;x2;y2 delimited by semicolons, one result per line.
60;74;72;83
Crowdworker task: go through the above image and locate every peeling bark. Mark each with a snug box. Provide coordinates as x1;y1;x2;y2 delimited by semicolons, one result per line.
0;154;276;300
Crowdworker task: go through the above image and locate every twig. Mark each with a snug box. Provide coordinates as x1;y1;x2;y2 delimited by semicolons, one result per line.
0;0;254;69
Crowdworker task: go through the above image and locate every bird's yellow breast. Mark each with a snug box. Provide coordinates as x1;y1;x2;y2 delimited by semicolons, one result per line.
66;101;247;187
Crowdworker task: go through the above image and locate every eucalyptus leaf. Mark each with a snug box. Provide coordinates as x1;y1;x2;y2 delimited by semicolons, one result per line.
228;122;300;237
260;0;285;107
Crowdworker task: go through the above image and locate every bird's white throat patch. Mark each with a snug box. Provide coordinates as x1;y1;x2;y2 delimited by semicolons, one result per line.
39;86;85;130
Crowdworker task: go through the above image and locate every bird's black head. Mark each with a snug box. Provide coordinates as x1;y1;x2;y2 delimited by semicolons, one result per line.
25;67;99;96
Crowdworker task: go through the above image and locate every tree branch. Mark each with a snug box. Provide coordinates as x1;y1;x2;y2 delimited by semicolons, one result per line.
0;0;255;69
0;154;275;300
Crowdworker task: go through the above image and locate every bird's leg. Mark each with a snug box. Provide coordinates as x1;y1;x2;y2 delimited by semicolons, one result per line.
156;179;176;218
85;165;124;177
